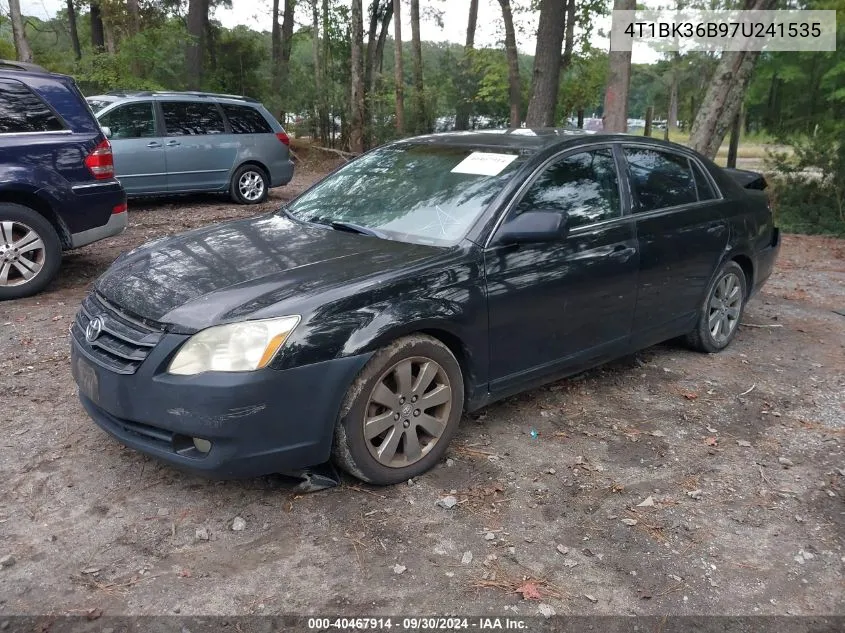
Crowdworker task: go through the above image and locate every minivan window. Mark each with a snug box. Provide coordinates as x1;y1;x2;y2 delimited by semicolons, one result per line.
514;148;621;230
161;101;225;136
222;104;272;134
624;147;698;212
99;102;156;139
0;80;64;134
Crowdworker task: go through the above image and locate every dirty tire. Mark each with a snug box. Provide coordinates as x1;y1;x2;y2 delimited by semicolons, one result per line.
0;203;62;301
230;164;269;205
686;259;747;353
332;334;464;485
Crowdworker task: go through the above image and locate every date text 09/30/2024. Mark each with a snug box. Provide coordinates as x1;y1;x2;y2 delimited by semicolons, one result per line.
306;617;529;630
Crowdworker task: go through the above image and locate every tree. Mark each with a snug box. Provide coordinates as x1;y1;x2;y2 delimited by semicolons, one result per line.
525;0;567;127
186;0;210;89
409;0;426;133
365;0;393;94
127;0;141;36
272;0;296;108
90;2;105;52
350;0;365;152
8;0;33;62
497;0;520;127
454;0;478;130
392;0;404;134
67;0;82;60
602;0;635;132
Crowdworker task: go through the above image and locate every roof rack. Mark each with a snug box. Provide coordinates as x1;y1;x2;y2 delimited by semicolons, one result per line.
104;90;258;103
0;59;48;73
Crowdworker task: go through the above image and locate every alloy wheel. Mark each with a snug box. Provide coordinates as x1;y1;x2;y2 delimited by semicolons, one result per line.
363;356;453;468
708;271;742;344
238;170;265;202
0;221;45;287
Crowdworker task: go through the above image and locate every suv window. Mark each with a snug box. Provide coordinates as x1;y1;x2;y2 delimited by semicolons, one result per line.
514;148;621;230
624;147;699;212
161;101;225;136
0;80;64;134
99;102;156;139
222;104;272;134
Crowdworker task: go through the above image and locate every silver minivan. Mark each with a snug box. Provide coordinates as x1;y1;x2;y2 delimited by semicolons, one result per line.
87;91;294;204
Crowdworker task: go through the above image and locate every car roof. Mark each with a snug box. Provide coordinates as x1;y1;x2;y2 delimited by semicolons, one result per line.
87;90;260;105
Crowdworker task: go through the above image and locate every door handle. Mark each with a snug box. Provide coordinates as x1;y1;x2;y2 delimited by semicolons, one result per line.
147;141;161;148
609;245;636;261
166;140;181;147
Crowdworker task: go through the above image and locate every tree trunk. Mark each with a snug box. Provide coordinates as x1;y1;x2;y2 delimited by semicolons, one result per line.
561;0;576;73
90;2;105;52
454;0;479;131
726;105;743;168
311;0;322;141
127;0;140;35
67;0;81;60
602;0;634;132
9;0;33;63
409;0;426;133
272;0;296;100
392;0;405;135
667;66;679;138
186;0;208;89
321;0;331;145
525;0;567;127
350;0;365;153
498;0;521;128
103;17;117;54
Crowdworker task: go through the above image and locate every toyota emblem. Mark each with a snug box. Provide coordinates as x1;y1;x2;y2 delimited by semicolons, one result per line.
86;316;104;342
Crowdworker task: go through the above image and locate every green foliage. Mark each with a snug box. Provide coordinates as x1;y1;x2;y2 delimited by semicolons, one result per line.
559;47;607;120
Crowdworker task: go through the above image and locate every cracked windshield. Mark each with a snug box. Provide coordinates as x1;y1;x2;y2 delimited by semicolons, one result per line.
285;144;527;245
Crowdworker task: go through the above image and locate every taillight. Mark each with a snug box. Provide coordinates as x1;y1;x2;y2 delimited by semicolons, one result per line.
85;139;114;180
275;132;290;146
112;202;127;214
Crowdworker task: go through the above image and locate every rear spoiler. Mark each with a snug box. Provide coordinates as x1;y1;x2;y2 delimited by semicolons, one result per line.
724;167;767;191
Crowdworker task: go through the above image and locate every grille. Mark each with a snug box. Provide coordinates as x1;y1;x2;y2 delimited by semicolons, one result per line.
71;293;163;374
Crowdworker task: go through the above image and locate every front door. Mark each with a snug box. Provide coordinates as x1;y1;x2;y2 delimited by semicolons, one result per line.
98;102;166;195
159;101;238;192
485;146;639;393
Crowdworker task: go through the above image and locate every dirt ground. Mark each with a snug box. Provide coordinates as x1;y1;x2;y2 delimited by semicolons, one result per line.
0;160;843;619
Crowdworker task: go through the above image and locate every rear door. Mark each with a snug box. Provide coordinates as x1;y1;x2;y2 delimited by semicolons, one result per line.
159;100;237;192
98;101;166;195
621;145;729;346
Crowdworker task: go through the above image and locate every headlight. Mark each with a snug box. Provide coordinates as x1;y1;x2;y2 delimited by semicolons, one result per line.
168;315;300;375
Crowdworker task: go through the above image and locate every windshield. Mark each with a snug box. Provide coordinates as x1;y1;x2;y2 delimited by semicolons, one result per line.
87;98;115;114
285;143;527;246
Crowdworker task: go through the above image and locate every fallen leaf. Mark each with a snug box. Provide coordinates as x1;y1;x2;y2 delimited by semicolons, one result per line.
621;518;638;526
705;436;718;446
516;581;543;601
636;496;655;507
683;392;699;400
178;569;192;578
86;608;103;621
737;440;752;448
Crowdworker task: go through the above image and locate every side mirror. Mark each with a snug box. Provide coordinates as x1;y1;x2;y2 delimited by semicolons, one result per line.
101;126;112;139
496;210;569;245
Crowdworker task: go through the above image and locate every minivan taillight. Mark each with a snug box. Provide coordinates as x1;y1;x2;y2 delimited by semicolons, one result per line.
275;132;290;146
85;139;115;180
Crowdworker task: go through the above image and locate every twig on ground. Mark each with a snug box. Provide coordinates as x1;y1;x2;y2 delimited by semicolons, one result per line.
741;323;783;328
739;384;757;396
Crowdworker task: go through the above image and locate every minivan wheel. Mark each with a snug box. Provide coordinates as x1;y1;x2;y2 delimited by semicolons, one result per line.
231;165;268;204
0;203;62;301
333;335;465;485
686;260;747;353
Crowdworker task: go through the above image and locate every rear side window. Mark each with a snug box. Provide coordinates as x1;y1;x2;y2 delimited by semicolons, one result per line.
99;102;156;139
222;104;272;134
623;147;698;212
691;160;717;201
161;101;225;136
0;80;64;134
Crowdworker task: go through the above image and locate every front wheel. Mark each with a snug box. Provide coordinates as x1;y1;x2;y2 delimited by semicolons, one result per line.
0;203;62;301
686;260;747;353
230;164;269;205
332;335;464;485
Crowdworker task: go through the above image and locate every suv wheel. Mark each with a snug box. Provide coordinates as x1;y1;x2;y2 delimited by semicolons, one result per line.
0;203;62;300
333;335;464;485
231;165;269;205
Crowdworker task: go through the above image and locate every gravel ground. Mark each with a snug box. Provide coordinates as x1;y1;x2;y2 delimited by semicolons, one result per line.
0;163;843;618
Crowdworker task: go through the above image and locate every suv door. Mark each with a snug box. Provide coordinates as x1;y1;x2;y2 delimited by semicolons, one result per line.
98;101;165;195
485;146;638;393
620;145;728;347
159;100;237;192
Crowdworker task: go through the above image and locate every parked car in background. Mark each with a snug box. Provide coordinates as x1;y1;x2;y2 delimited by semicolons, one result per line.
0;60;126;300
86;91;294;204
71;129;779;485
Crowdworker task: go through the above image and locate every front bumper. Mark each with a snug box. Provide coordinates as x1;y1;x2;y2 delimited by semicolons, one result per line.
71;334;371;478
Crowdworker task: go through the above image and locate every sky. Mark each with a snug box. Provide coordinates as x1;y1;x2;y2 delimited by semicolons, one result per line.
17;0;656;63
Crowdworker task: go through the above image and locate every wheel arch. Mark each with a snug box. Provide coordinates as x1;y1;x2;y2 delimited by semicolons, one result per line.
730;253;754;297
0;189;71;249
232;160;270;181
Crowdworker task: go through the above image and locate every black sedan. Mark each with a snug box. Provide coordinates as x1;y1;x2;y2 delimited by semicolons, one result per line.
70;129;780;485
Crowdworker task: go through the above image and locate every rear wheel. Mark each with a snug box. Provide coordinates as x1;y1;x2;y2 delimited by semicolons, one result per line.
686;260;747;353
230;164;269;205
333;335;464;485
0;203;62;300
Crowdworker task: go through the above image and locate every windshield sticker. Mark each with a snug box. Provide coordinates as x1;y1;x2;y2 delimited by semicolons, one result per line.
451;152;518;176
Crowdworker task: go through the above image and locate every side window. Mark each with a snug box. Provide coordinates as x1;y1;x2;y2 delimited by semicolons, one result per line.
691;159;717;201
161;101;225;136
222;104;272;134
99;102;156;139
0;80;64;134
623;147;698;212
514;148;621;230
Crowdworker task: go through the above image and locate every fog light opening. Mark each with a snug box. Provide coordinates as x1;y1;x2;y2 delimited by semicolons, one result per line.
192;437;212;454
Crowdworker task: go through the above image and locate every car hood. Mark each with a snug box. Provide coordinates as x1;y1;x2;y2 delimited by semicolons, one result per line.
95;213;443;330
